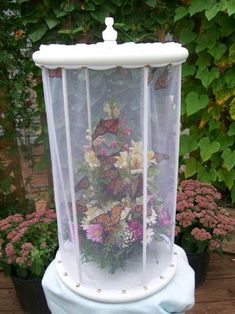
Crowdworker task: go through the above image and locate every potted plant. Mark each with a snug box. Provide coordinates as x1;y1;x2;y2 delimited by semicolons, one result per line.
0;209;57;313
175;179;235;287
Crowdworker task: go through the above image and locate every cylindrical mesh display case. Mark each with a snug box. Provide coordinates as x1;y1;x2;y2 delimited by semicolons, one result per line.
33;18;188;303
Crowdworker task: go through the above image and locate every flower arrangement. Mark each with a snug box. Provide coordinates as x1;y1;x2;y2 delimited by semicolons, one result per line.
175;180;235;254
0;209;57;279
75;101;171;273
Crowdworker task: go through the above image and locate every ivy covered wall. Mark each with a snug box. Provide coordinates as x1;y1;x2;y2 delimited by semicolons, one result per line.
1;0;235;205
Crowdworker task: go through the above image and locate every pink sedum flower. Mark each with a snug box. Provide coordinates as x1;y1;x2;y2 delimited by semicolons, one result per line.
86;224;103;243
123;128;132;137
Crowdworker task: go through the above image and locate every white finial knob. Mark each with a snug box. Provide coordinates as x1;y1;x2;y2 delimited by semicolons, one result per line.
102;17;117;42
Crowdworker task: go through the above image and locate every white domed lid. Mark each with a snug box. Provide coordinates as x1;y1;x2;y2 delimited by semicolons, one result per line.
33;17;188;69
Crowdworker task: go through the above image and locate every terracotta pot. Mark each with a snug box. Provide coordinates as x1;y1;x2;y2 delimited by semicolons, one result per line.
11;275;50;314
186;250;210;288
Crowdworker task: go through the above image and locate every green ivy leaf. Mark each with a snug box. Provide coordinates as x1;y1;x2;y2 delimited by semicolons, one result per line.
222;148;235;171
196;31;219;53
230;98;235;120
224;0;235;16
229;43;235;62
185;157;198;178
196;52;211;70
197;166;217;183
45;16;60;30
208;43;227;60
188;0;211;16
218;169;235;190
199;137;220;161
228;122;235;136
30;23;47;42
146;0;157;8
58;27;83;35
225;68;235;87
216;133;234;149
182;64;196;77
179;28;197;45
185;91;208;116
209;120;220;131
231;184;235;203
205;2;225;20
196;67;220;88
174;6;188;21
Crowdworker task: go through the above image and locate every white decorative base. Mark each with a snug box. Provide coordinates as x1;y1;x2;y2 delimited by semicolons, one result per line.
55;244;178;303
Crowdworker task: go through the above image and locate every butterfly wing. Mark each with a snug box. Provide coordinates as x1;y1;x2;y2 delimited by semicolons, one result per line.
155;66;172;90
75;176;90;192
92;119;106;140
154;152;169;163
107;177;126;197
102;118;119;135
49;69;62;78
101;168;118;180
90;202;125;226
98;152;119;167
76;199;87;212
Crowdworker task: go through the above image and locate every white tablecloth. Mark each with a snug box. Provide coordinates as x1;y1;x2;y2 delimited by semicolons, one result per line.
42;245;195;314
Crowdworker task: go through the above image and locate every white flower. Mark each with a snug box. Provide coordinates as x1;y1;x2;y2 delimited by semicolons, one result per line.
84;149;100;169
147;208;158;225
121;207;132;220
114;151;129;169
93;136;105;146
146;228;154;244
81;217;90;230
86;206;103;221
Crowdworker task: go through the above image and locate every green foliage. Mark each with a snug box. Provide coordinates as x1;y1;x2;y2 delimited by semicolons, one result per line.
1;0;235;204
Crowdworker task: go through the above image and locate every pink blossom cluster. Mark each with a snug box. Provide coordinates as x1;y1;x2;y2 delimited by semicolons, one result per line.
191;227;211;241
0;209;57;274
175;180;235;253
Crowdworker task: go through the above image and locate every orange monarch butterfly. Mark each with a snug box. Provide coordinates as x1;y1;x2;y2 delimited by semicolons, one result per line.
76;199;87;212
92;118;119;140
155;152;169;163
49;68;62;78
90;202;126;227
107;177;127;197
97;152;120;166
75;176;90;192
155;65;172;90
101;168;118;180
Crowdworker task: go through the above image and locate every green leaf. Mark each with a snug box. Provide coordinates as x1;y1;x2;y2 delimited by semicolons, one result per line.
185;91;209;116
58;27;83;35
174;6;188;21
218;169;235;190
225;68;235;88
229;43;235;62
196;52;211;70
222;148;235;171
197;166;217;183
228;122;235;136
45;16;60;30
199;137;220;161
216;133;234;149
196;31;219;53
188;0;211;16
185;157;198;178
205;2;225;20
182;64;196;77
209;120;220;131
30;23;47;42
225;0;235;16
196;67;220;88
179;28;197;45
146;0;157;8
180;134;189;156
231;184;235;203
208;43;227;60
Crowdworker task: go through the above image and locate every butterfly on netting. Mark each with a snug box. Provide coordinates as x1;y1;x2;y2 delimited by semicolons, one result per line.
76;198;87;212
49;68;62;78
97;152;120;167
107;177;127;198
154;152;169;163
75;176;90;192
92;118;119;140
90;202;126;227
155;65;172;90
101;168;118;181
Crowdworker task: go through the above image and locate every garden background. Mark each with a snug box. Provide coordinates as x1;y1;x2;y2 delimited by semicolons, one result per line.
0;0;235;218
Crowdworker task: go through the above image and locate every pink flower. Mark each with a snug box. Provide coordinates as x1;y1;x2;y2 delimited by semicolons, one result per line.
111;141;118;149
5;243;16;257
99;148;107;156
86;224;103;243
124;128;131;137
21;242;34;251
123;144;129;151
191;228;211;241
128;220;143;240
